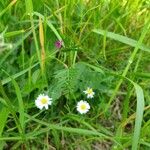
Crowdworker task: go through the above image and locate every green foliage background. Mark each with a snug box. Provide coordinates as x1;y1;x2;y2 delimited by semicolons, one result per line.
0;0;150;149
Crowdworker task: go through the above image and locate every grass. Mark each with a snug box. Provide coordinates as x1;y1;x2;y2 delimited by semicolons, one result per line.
0;0;150;149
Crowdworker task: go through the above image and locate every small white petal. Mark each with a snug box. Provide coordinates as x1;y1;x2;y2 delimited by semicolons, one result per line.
48;101;52;105
45;105;49;109
83;90;88;94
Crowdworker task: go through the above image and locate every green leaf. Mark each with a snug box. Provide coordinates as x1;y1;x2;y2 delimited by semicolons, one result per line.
32;69;40;84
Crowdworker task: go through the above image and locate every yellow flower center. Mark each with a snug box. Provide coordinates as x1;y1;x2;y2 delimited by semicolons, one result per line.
80;104;87;110
41;98;47;104
87;89;93;94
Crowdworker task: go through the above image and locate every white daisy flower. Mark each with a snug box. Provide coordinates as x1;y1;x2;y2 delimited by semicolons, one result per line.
76;100;90;114
35;94;52;110
83;87;95;98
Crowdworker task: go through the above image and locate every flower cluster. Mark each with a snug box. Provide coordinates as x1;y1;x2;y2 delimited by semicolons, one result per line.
35;42;96;114
35;87;95;115
76;87;95;114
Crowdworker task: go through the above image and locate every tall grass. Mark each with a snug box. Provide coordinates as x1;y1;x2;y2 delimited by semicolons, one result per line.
0;0;150;149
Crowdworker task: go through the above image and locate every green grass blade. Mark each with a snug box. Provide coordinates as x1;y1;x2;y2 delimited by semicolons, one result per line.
80;62;104;74
1;70;25;133
135;72;150;78
0;81;23;135
0;106;9;150
93;29;150;52
0;107;9;136
25;0;33;15
1;62;39;85
103;17;150;113
12;81;25;133
0;27;38;66
140;141;150;148
25;114;113;140
4;30;25;38
131;82;145;150
0;0;17;17
33;12;63;43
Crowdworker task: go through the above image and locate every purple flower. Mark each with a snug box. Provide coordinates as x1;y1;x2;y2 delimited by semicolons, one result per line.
55;40;63;49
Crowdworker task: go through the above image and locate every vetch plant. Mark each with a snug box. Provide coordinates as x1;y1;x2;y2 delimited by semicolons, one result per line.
35;94;52;110
55;40;63;49
0;1;149;149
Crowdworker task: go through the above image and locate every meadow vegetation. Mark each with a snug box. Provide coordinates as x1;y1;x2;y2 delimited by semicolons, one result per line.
0;0;150;149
